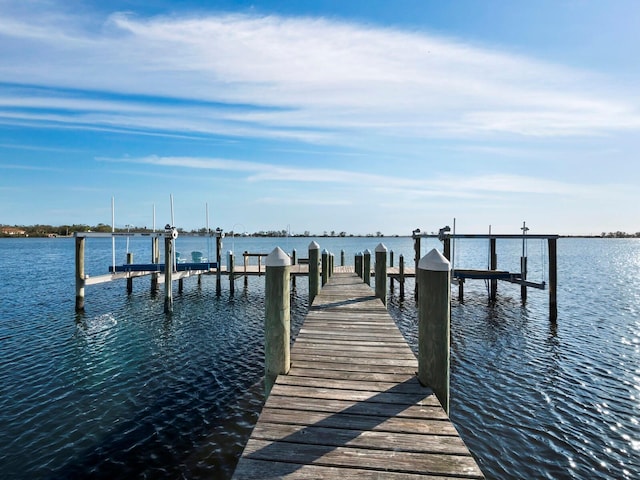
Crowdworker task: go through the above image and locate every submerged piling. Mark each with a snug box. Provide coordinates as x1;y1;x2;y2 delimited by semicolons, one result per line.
75;235;85;312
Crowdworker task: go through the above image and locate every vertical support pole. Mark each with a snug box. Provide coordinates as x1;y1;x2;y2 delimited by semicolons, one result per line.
308;241;320;304
291;249;297;289
414;234;421;298
178;277;184;294
458;278;464;302
164;235;173;313
321;249;329;286
228;251;235;296
399;254;405;300
375;243;387;306
340;249;345;267
548;238;557;322
151;236;159;292
520;256;528;302
417;249;451;414
355;252;363;278
264;247;291;397
390;250;394;268
244;251;249;288
75;235;85;312
443;237;451;260
363;249;371;286
126;252;134;294
215;230;222;296
330;253;334;277
490;237;497;302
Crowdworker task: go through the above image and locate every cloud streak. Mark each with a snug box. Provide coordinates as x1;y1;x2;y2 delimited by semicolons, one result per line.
1;5;639;143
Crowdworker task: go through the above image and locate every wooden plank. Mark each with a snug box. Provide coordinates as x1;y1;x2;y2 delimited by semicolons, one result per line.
232;272;483;479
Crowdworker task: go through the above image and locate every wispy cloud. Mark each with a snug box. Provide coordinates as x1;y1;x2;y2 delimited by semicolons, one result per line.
1;4;639;143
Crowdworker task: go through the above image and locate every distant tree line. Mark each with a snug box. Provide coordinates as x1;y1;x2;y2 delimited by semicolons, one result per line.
1;224;392;238
600;231;640;238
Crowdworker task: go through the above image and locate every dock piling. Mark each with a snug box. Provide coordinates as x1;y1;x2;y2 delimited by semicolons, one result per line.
417;248;451;414
549;238;558;321
151;236;159;292
321;249;329;286
375;243;387;306
355;252;363;278
363;249;371;286
399;254;405;299
308;241;320;303
126;252;134;294
490;237;497;301
264;247;291;397
164;233;174;313
228;251;235;296
75;235;85;312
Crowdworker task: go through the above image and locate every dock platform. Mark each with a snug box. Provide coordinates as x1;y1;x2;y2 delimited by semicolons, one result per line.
232;272;483;479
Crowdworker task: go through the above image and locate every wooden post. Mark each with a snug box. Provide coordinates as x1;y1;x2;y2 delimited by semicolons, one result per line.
215;230;223;296
490;237;497;302
548;238;558;322
308;241;320;304
399;254;405;300
363;249;371;286
126;252;134;294
520;256;528;302
151;236;159;292
375;243;387;306
244;251;249;287
417;248;451;414
355;252;363;278
458;278;464;302
75;235;85;312
340;249;345;267
330;253;334;277
443;237;451;260
264;247;291;397
321;249;329;286
178;277;184;294
291;249;297;289
390;250;394;268
414;235;421;298
228;251;235;296
164;234;173;313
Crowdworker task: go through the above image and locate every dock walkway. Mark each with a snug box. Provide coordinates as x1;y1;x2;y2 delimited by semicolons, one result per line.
232;272;483;479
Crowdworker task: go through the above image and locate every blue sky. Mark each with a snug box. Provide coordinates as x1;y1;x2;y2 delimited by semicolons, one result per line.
1;0;639;235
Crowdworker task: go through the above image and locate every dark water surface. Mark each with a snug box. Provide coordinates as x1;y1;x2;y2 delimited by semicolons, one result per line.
0;236;638;479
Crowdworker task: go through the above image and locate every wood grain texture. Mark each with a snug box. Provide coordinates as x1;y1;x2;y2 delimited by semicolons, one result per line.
232;272;483;479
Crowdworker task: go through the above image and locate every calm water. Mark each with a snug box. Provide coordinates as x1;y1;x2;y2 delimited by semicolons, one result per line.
0;236;638;479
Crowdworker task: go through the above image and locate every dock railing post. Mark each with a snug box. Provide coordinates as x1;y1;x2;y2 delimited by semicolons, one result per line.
375;243;387;306
330;253;334;277
355;252;363;278
151;236;159;292
308;241;320;304
126;252;134;294
490;237;497;302
390;250;394;268
418;248;451;415
291;249;297;289
340;249;345;267
363;249;371;286
549;238;558;321
399;254;405;300
215;229;223;296
228;251;235;296
321;249;329;286
414;233;421;298
243;251;249;288
265;247;291;397
164;229;175;314
75;234;85;312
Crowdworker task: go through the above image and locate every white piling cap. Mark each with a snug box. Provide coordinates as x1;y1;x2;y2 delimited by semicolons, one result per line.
265;246;291;267
308;241;320;250
322;248;329;254
418;248;451;271
364;249;371;254
375;243;387;253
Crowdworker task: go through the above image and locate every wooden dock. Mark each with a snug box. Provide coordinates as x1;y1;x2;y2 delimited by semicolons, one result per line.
232;272;484;479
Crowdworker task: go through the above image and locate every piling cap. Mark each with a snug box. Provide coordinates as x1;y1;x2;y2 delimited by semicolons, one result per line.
265;247;291;267
308;241;320;250
364;249;371;254
375;243;387;253
322;248;329;254
418;248;451;271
